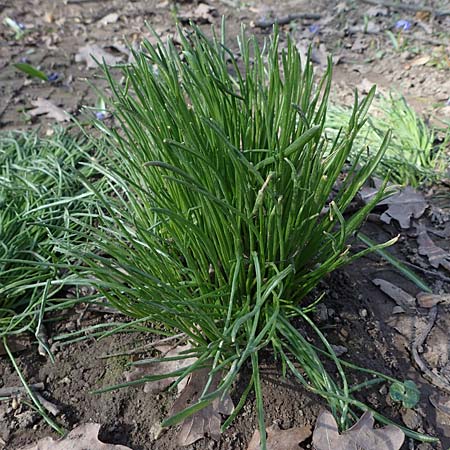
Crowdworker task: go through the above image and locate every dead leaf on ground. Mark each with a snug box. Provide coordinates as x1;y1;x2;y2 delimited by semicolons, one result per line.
410;54;431;66
179;3;216;23
386;314;429;343
0;335;31;355
171;367;234;446
379;186;428;229
366;6;388;16
18;423;132;450
75;44;123;69
372;279;416;308
312;410;404;450
417;292;450;308
417;225;450;272
125;343;197;394
311;44;329;67
246;423;311;450
97;12;119;27
430;394;450;418
357;78;375;95
28;98;70;122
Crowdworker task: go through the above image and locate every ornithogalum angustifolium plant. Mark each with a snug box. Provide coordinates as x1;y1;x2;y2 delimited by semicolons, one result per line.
77;24;422;447
0;130;94;340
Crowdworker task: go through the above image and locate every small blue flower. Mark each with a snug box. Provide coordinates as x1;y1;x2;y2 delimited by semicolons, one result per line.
446;98;450;106
47;72;59;82
95;111;107;120
19;56;30;64
309;24;320;34
395;19;412;31
18;22;26;30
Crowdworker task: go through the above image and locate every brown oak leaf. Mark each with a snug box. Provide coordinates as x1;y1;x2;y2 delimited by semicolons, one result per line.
246;423;311;450
18;423;132;450
312;410;404;450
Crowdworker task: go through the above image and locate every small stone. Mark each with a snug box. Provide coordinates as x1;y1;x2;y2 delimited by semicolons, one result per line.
392;306;405;314
331;345;348;356
401;409;422;430
417;443;434;450
11;398;19;410
339;329;349;339
378;384;387;395
359;308;368;318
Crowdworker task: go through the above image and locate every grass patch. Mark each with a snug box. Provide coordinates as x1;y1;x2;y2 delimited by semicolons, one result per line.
0;128;95;340
326;92;449;187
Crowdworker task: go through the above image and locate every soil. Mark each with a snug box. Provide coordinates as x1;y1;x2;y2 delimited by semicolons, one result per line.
1;0;450;449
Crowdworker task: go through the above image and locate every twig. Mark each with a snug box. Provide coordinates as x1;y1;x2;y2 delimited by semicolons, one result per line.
254;13;321;29
99;332;187;359
34;392;61;416
408;35;449;47
401;260;450;283
0;383;44;397
411;306;450;394
66;0;107;3
361;0;450;17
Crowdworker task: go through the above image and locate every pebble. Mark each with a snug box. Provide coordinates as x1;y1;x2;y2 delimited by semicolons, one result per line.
401;409;422;430
392;306;405;314
417;444;434;450
331;345;348;356
359;308;368;318
339;329;349;339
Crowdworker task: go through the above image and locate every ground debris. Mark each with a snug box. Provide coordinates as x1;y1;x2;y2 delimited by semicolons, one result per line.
312;410;404;450
416;292;450;308
379;186;428;229
17;423;133;450
28;98;70;122
124;343;196;394
372;278;416;308
417;224;450;272
171;367;234;446
246;422;311;450
75;44;122;69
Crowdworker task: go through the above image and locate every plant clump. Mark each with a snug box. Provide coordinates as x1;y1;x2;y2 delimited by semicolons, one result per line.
77;23;426;447
0;129;94;341
326;93;449;187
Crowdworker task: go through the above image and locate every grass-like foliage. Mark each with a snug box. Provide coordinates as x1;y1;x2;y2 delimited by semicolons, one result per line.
326;92;449;187
77;24;422;445
0;129;93;341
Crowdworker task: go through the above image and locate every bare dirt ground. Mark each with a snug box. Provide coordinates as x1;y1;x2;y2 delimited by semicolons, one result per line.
1;0;450;449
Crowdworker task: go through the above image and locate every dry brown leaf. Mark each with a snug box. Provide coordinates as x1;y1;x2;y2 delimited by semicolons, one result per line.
417;225;450;272
410;54;431;66
125;343;196;394
179;3;216;23
379;186;427;229
430;394;450;418
386;314;428;342
171;367;234;446
246;423;311;450
75;44;122;69
357;78;375;95
18;423;132;450
194;3;216;21
366;5;388;16
28;98;70;122
372;279;416;308
416;292;450;308
312;410;404;450
0;335;31;355
97;13;119;27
